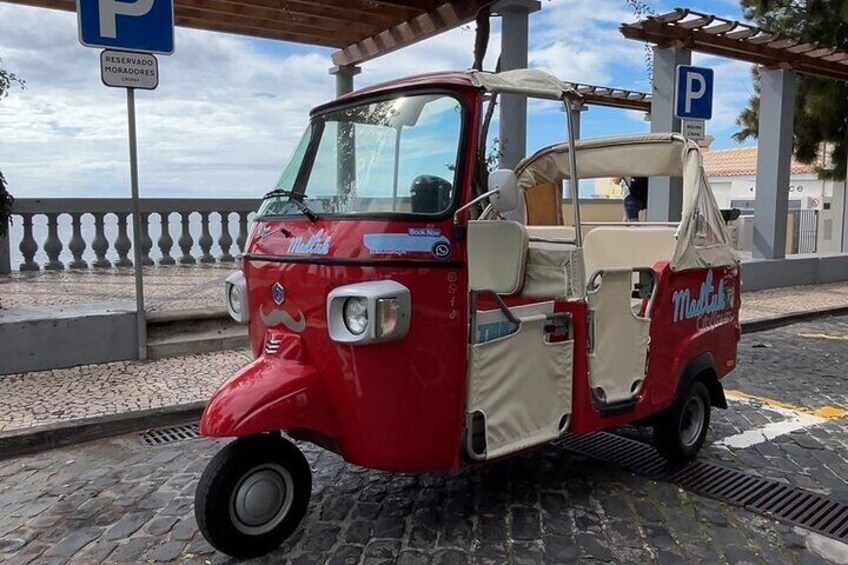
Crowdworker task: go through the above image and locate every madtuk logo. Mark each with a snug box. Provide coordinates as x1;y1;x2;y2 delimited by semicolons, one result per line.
672;270;735;329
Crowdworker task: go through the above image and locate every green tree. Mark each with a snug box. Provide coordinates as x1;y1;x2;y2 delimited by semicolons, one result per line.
735;0;848;179
0;58;24;237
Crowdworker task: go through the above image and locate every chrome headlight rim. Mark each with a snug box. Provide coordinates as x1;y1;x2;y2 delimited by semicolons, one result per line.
342;296;369;336
228;284;242;315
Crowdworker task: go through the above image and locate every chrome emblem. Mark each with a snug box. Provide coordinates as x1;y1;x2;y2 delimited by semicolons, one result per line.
272;282;285;306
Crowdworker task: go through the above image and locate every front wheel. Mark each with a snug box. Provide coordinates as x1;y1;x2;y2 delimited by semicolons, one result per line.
195;434;312;559
653;380;711;462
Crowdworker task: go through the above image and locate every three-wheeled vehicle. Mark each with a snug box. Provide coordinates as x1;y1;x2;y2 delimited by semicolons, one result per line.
195;69;741;558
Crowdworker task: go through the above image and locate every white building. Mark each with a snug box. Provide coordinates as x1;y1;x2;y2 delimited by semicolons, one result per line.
702;146;834;211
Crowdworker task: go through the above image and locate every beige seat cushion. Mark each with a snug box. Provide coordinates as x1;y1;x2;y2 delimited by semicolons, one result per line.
525;225;576;242
582;227;676;283
468;220;528;295
587;269;650;405
522;242;585;299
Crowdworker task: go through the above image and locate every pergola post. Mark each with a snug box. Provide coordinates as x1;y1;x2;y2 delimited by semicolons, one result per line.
648;45;691;221
494;0;541;169
753;68;797;259
329;64;362;98
0;234;9;275
569;102;586;141
840;159;848;252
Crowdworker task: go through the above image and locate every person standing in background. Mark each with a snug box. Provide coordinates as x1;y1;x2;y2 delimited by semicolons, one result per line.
619;176;648;222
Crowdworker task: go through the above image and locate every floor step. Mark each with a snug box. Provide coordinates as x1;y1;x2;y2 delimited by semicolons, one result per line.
146;308;248;359
146;326;249;359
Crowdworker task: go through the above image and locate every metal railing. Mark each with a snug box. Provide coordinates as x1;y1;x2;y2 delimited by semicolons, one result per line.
1;198;261;274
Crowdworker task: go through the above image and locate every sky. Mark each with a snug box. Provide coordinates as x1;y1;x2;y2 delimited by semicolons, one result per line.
0;0;756;199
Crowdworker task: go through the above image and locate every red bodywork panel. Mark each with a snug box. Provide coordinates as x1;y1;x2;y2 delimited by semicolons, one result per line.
200;78;742;473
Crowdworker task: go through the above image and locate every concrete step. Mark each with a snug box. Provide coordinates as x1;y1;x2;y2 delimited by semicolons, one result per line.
146;308;248;359
146;326;249;359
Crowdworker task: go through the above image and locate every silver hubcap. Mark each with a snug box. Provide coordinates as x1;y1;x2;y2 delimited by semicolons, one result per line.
679;396;706;448
229;463;294;536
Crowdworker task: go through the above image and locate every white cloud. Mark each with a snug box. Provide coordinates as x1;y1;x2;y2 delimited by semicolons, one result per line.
0;0;752;199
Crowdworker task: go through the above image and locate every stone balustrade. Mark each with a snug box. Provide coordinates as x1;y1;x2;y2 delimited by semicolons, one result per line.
1;198;261;274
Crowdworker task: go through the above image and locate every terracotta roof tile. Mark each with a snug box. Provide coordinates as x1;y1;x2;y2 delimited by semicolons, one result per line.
702;146;816;177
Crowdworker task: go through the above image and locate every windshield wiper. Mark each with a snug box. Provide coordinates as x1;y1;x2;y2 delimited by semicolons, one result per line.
262;189;319;223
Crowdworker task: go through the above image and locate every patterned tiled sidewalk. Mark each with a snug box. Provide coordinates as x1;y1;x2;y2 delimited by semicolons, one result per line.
4;265;848;317
0;266;232;312
1;268;848;436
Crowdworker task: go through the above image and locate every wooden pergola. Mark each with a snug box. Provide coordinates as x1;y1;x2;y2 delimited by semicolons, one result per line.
566;81;650;112
621;8;848;82
4;0;491;66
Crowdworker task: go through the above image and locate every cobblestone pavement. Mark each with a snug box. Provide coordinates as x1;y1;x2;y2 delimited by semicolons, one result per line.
0;319;846;564
0;266;231;312
3;266;848;319
0;350;251;433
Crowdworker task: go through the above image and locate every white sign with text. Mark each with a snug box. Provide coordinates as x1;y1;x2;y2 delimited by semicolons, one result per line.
100;50;159;90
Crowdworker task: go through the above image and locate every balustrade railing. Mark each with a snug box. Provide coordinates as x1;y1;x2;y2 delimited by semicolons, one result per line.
1;199;260;274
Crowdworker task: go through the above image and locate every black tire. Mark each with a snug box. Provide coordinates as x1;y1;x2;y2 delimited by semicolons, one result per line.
195;434;312;559
653;380;711;462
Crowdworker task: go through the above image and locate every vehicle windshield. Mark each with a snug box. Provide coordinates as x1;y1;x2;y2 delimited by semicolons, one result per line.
258;93;464;218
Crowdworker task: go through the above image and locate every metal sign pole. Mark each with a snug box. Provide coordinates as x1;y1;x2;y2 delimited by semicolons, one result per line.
126;87;147;360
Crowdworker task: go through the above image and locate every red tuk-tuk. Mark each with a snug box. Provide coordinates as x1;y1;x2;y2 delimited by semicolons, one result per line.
195;69;741;558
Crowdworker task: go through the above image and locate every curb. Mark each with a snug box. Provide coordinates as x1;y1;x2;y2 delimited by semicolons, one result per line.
741;305;848;334
0;401;205;462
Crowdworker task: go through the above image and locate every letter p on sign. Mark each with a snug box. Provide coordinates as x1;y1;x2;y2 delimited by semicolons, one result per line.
675;65;714;121
99;0;155;39
77;0;175;54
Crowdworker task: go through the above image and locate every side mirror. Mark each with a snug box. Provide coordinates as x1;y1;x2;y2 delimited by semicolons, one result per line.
488;169;519;213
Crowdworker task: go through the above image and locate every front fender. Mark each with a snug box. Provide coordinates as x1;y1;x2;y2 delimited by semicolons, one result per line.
200;335;340;440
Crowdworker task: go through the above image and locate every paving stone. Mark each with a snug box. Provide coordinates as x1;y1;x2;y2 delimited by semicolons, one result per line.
302;522;340;553
111;536;155;562
43;526;103;558
149;540;186;562
432;548;469;565
104;511;154;540
575;532;614;562
397;549;431;565
327;544;364;565
344;520;373;544
511;506;542;540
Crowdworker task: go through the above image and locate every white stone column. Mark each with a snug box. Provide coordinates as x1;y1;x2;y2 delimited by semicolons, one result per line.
329;64;361;98
648;45;691;221
753;68;797;259
494;0;541;169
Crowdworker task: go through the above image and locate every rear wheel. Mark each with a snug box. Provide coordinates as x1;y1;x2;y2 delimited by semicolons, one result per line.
195;434;311;559
653;380;711;462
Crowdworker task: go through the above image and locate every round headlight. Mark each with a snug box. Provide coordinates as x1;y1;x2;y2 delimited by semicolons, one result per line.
228;284;241;315
343;297;368;335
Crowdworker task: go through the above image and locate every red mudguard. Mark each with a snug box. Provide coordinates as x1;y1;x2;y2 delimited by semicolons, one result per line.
200;333;340;440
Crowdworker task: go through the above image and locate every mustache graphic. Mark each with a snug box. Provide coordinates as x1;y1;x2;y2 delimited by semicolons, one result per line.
259;304;307;333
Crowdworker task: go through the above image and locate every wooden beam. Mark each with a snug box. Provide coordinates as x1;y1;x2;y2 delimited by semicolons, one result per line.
174;16;340;46
332;0;490;66
3;0;425;46
206;0;398;30
182;0;374;39
174;6;360;45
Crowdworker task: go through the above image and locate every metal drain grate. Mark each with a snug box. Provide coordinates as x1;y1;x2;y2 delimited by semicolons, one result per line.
140;423;200;446
559;432;848;543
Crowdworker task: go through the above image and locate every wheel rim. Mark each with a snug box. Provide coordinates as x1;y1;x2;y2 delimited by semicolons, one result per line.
229;463;294;536
679;396;706;448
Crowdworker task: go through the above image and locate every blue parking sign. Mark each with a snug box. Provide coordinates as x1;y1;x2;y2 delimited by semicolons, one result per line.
77;0;174;54
675;65;714;120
